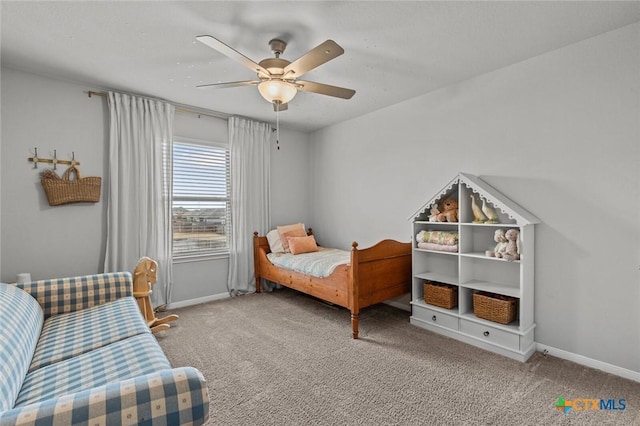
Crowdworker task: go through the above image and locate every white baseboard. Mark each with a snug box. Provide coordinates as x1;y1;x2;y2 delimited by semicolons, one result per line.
536;343;640;383
168;292;230;310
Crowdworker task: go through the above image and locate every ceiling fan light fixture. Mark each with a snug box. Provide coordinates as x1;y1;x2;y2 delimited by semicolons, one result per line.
258;80;297;104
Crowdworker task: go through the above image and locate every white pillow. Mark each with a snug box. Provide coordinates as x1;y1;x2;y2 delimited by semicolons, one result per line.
266;229;285;253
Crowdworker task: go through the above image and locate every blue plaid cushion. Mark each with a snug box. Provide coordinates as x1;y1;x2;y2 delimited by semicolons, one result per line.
29;297;150;372
0;283;43;412
17;272;133;319
1;367;209;426
15;333;171;407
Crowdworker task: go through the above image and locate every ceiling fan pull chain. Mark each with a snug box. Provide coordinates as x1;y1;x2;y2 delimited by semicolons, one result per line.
276;103;280;150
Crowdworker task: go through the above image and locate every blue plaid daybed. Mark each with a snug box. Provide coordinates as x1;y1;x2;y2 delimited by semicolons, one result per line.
0;272;209;426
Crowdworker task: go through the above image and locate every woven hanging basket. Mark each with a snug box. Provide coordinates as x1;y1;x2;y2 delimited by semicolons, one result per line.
40;166;101;206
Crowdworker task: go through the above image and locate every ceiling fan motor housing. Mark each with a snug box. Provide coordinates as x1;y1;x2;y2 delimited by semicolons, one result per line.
258;58;291;78
268;39;287;56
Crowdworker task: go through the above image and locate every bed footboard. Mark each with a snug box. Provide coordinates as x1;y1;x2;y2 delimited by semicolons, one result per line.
349;239;412;338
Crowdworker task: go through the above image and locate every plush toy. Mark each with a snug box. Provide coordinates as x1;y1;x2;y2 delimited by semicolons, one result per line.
428;206;440;222
487;229;508;258
502;229;521;261
436;199;459;222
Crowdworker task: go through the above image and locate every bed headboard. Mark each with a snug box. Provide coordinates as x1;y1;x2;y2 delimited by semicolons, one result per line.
253;232;271;255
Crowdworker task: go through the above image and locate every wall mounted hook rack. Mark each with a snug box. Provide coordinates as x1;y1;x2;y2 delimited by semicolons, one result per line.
28;148;80;169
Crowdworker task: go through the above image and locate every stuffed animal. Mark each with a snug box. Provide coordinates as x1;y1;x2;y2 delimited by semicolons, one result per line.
502;229;521;261
487;229;508;258
436;199;458;222
428;206;440;222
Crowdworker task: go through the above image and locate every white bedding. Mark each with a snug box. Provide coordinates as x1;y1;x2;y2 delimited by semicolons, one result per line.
267;247;350;278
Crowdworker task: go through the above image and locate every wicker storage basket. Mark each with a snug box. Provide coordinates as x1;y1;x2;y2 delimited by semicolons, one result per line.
424;281;458;309
473;292;517;324
41;166;101;206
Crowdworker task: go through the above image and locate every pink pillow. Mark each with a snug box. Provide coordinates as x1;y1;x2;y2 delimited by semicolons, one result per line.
277;223;306;252
288;235;319;255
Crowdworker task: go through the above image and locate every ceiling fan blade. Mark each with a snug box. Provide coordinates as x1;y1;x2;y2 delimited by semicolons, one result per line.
196;35;268;75
196;80;260;89
283;40;344;78
273;101;288;112
295;80;355;99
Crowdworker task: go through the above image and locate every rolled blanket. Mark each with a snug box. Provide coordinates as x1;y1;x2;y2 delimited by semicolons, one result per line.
416;230;459;246
417;242;459;252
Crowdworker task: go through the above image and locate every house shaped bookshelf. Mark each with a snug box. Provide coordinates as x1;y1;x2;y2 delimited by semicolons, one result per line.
409;172;540;362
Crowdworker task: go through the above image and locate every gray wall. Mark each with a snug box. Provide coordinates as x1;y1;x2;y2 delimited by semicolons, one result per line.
0;68;311;303
1;68;108;280
309;24;640;373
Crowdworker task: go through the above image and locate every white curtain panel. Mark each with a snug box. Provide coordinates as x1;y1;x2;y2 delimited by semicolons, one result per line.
227;116;271;295
104;92;175;306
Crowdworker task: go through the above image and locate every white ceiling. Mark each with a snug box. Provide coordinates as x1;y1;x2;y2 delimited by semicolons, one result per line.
2;1;640;132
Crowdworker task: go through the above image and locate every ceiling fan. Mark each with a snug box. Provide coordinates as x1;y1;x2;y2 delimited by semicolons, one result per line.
195;35;356;111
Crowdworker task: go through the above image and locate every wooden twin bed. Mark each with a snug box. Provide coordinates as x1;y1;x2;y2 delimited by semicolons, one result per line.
253;231;412;338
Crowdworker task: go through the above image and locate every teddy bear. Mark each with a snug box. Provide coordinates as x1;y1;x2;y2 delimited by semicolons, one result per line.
436;199;458;222
502;229;520;261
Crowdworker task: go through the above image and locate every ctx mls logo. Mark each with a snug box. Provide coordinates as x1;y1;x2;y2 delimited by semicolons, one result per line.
555;397;626;414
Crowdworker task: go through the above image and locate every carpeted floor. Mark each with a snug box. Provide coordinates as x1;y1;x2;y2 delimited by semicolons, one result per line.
156;288;640;425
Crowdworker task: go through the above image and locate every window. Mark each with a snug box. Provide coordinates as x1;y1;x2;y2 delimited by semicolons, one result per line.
172;139;230;257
